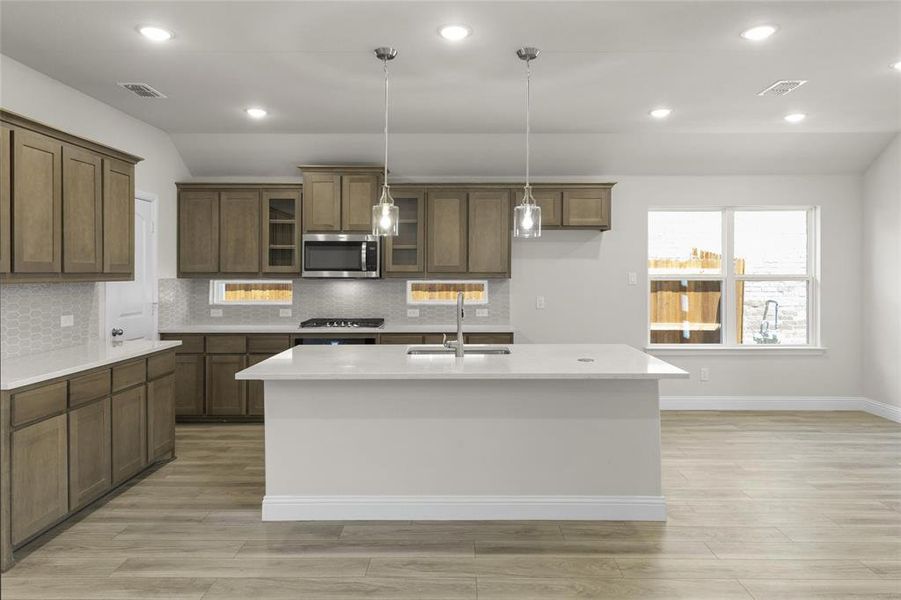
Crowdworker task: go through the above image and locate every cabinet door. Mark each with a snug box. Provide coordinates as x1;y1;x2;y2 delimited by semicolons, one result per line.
68;398;111;511
1;126;11;273
246;354;269;416
341;174;379;231
379;334;424;345
384;189;425;275
562;188;611;229
103;158;135;274
147;373;175;461
178;191;219;273
62;145;103;273
465;333;514;345
468;190;511;276
515;189;562;227
262;189;301;273
206;354;246;416
219;190;261;274
11;414;68;546
13;129;62;273
174;354;204;416
426;190;468;273
111;385;147;485
302;173;341;232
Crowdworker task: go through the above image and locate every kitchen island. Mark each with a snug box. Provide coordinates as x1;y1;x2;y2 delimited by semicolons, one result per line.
236;343;687;521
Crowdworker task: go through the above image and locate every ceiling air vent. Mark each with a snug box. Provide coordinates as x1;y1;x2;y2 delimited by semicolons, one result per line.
117;82;167;98
757;80;807;97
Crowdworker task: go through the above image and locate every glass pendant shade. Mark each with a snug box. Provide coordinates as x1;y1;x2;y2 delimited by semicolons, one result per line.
513;188;541;238
372;186;399;236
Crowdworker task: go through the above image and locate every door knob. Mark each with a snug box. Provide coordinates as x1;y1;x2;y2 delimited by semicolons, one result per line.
111;328;124;337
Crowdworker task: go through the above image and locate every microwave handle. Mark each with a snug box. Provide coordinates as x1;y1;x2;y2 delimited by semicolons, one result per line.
361;242;367;270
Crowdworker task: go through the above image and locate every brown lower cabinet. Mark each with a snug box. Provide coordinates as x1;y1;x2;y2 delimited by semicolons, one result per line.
246;355;269;416
206;354;247;416
174;354;205;415
10;414;68;546
111;385;147;485
68;398;111;511
1;349;176;572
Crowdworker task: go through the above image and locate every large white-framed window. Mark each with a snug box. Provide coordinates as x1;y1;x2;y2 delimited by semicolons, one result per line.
647;207;819;349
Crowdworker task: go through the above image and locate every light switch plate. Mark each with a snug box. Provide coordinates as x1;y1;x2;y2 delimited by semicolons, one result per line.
628;272;638;285
210;308;223;317
536;296;546;309
407;308;420;318
700;367;710;382
279;308;292;317
476;308;489;317
60;315;74;327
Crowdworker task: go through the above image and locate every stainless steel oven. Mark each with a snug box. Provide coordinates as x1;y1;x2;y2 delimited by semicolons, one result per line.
301;233;380;278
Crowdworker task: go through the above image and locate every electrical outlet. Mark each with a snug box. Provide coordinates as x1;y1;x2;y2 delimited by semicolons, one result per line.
628;272;638;285
210;308;223;318
476;308;489;317
279;308;292;317
60;315;74;327
407;308;420;318
700;367;710;382
536;296;545;309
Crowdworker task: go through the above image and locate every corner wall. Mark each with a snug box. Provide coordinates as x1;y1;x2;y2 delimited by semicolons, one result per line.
511;175;863;398
862;134;900;409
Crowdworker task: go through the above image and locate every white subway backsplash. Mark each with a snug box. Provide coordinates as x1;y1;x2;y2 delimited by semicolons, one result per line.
158;278;510;328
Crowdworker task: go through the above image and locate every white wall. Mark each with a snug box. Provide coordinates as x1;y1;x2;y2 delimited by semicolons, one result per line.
511;175;863;397
862;135;900;409
0;55;190;278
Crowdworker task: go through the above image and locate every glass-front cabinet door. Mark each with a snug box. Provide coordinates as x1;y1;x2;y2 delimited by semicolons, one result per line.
383;188;425;276
261;189;301;273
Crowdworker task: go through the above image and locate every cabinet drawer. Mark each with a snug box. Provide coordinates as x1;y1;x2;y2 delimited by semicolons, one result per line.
205;335;246;354
423;333;451;344
11;381;68;427
246;335;291;354
68;369;111;407
147;351;176;380
379;334;424;345
465;333;514;345
112;359;146;392
160;334;204;354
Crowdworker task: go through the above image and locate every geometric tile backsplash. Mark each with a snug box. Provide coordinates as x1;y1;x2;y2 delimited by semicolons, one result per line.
159;278;511;329
0;282;101;359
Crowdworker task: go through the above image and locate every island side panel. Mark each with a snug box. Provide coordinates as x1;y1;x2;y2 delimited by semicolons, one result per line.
262;378;664;520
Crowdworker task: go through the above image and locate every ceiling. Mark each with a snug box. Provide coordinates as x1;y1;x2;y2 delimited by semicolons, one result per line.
1;1;899;175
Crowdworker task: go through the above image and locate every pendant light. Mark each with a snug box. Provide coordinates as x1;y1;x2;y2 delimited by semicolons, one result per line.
514;47;541;238
372;47;399;236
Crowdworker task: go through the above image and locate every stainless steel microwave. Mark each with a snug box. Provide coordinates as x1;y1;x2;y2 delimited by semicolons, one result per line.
301;233;380;278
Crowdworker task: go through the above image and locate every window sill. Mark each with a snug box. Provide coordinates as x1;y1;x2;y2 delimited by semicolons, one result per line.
646;345;827;356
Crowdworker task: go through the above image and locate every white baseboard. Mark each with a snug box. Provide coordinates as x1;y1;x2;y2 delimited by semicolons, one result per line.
660;395;901;423
262;495;667;521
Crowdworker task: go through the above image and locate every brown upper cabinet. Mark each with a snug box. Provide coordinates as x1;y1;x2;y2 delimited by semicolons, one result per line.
468;190;511;276
103;158;135;274
62;145;103;273
0;126;11;274
427;189;468;274
299;166;381;233
1;111;141;283
177;184;302;277
562;187;612;229
514;188;562;227
219;190;261;274
383;187;426;277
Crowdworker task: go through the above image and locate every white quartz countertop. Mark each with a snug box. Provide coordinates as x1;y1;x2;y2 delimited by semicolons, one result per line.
1;340;182;390
236;343;688;381
159;324;513;334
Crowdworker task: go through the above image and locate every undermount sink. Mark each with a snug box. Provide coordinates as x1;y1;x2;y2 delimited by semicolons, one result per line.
406;345;512;356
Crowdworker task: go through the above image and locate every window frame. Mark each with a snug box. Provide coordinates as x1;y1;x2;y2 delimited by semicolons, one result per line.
209;280;294;306
647;206;821;351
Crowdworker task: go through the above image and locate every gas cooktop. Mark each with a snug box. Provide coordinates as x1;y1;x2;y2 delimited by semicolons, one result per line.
300;318;385;329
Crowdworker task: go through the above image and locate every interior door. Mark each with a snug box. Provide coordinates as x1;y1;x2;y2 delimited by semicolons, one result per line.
106;197;155;341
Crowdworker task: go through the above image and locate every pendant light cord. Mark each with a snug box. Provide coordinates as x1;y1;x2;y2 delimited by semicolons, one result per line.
383;57;390;189
525;57;531;193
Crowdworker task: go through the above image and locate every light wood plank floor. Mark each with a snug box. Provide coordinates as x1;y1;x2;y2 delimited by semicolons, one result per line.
3;411;899;599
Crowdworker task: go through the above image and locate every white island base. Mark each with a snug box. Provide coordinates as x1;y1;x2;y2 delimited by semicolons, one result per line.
239;344;688;522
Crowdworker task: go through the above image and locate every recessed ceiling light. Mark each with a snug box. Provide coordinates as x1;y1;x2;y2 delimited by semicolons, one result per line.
892;61;901;72
649;108;672;119
784;112;806;123
439;25;471;41
741;25;777;41
245;107;267;119
138;26;173;42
